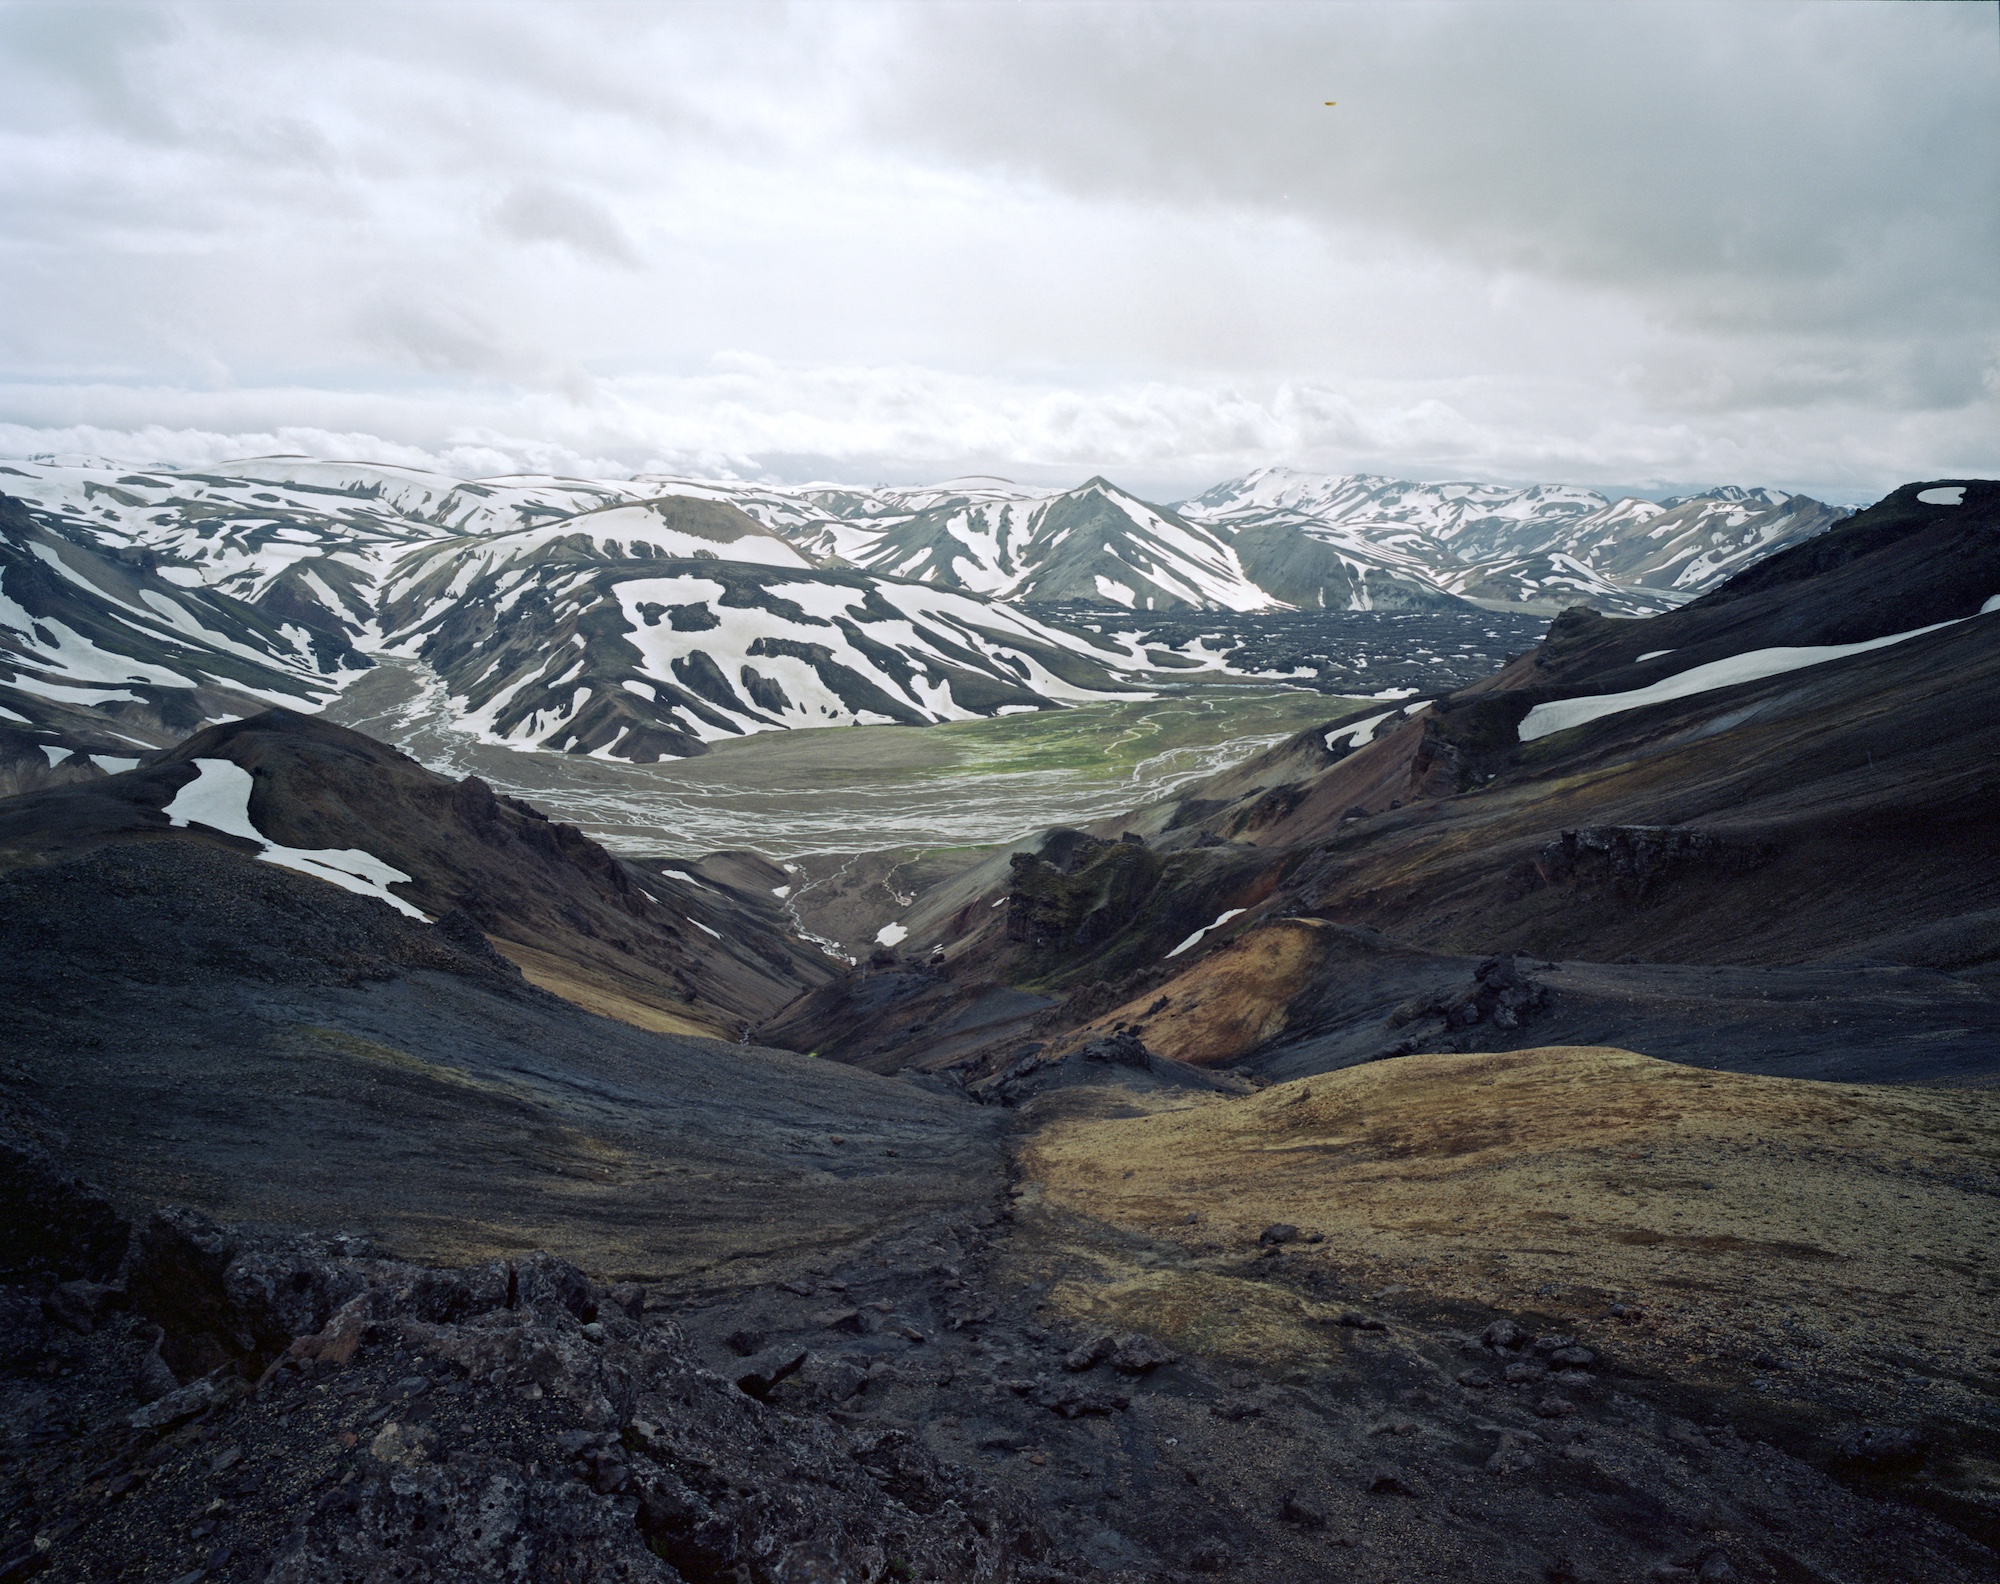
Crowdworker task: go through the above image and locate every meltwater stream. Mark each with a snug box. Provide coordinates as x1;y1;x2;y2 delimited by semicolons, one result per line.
327;659;1346;860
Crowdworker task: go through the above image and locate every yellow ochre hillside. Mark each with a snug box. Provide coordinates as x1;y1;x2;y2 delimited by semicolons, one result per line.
1021;1046;1999;1382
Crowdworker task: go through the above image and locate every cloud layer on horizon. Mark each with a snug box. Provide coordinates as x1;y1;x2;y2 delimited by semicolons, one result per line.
0;0;1993;499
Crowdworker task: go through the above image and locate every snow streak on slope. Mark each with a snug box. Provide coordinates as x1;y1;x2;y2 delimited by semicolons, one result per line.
1518;608;1998;742
0;459;802;637
0;462;1149;762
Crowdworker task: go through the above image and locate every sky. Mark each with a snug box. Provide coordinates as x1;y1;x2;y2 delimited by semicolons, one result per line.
0;0;1995;502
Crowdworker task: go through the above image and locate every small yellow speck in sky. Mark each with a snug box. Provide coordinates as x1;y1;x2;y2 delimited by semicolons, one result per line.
1324;101;1336;106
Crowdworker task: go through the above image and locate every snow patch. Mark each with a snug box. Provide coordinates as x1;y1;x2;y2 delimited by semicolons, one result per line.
1519;617;1978;742
875;921;908;947
162;758;425;919
1636;650;1674;662
1166;908;1247;959
1916;486;1965;506
1326;712;1392;751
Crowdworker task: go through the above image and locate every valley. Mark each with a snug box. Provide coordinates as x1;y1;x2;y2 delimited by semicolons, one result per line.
325;663;1354;863
1;464;1995;1584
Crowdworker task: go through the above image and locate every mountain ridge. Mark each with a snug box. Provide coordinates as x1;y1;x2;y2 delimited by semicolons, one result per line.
1180;464;1851;617
0;455;1857;780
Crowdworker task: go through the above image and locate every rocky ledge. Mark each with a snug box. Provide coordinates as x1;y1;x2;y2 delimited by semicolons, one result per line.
0;1141;1088;1584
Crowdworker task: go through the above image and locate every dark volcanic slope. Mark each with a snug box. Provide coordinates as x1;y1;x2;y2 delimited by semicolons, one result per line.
0;839;998;1282
0;709;836;1037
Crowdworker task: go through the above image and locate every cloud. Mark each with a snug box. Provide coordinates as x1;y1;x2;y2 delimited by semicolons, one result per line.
4;348;1993;503
872;2;2000;333
490;180;642;267
0;1;1991;503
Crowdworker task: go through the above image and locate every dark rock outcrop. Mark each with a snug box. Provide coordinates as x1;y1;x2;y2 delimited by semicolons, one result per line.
0;1205;1082;1584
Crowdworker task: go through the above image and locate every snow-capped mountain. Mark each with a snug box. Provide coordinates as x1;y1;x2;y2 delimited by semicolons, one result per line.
762;477;1292;612
1551;487;1850;595
0;489;363;789
376;550;1146;761
0;460;1163;773
0;454;1853;777
725;474;1461;612
1181;468;1848;616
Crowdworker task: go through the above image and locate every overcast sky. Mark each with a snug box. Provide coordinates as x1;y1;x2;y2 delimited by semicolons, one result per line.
1;0;1994;500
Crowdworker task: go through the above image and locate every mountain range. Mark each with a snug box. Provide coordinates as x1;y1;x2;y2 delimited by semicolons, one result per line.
0;473;1994;1583
1179;467;1850;617
0;455;1850;783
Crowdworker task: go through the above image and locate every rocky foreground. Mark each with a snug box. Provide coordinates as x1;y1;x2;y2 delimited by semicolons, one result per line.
5;1036;1997;1584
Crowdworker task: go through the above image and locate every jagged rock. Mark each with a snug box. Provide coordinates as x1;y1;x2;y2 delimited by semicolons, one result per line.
0;1133;128;1285
731;1344;809;1399
1004;831;1162;954
1021;1377;1130;1418
1063;1334;1117;1372
128;1372;239;1431
795;1353;866;1402
1533;826;1775;893
1279;1491;1327;1528
1109;1334;1176;1373
366;1421;438;1467
42;1279;120;1333
27;1205;1088;1583
1389;956;1548;1034
1485;1430;1542;1476
1079;1031;1151;1069
1696;1548;1743;1584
